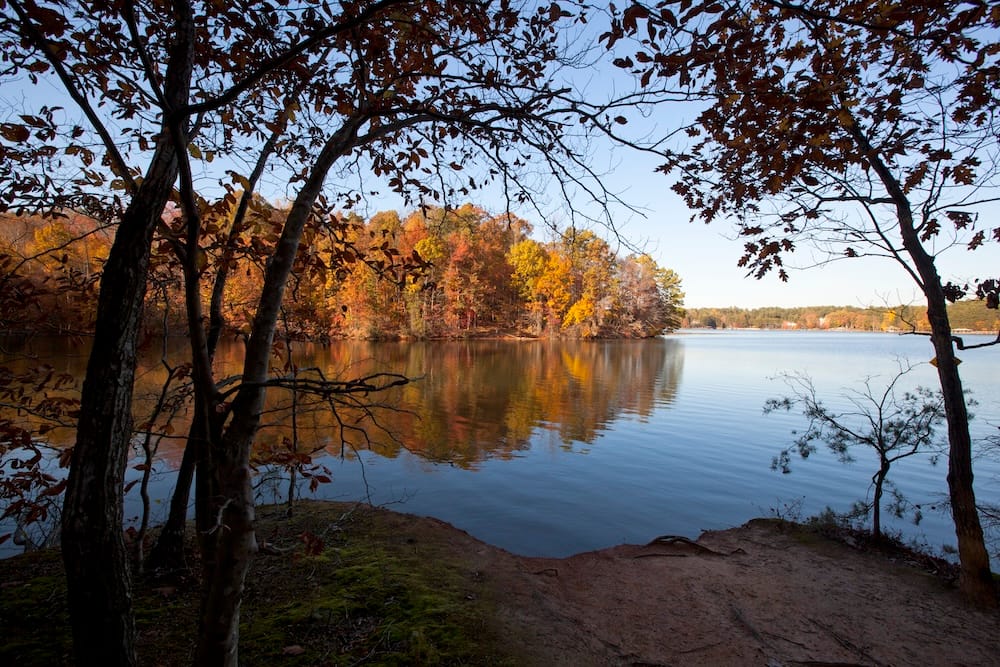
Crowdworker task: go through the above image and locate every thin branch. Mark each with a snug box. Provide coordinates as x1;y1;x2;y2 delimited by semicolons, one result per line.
181;0;412;116
7;0;137;195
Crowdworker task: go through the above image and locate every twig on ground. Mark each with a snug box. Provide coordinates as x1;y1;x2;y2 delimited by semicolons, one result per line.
643;535;744;556
809;618;887;667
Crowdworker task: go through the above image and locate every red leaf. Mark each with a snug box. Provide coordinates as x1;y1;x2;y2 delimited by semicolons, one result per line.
40;479;67;497
0;124;30;142
58;447;73;468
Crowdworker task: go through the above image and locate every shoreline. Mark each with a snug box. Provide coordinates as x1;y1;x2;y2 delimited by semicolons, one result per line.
2;500;997;666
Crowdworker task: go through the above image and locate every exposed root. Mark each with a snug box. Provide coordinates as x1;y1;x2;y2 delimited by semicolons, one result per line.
809;618;887;667
642;535;744;557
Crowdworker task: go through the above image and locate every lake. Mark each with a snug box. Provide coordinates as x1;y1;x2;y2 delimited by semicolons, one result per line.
2;330;998;560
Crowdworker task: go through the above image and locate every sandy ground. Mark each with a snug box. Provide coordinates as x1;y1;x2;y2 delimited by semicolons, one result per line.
415;515;999;666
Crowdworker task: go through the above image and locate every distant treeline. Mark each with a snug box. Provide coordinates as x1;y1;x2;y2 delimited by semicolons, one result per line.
0;204;685;340
683;302;999;333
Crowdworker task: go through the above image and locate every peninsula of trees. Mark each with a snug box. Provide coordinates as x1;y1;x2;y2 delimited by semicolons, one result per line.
0;203;686;341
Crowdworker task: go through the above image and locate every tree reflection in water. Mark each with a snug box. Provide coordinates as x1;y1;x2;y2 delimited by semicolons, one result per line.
0;336;684;470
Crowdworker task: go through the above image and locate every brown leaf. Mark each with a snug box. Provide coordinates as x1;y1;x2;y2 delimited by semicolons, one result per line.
0;124;30;143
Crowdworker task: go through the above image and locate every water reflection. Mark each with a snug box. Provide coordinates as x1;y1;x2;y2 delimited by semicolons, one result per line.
0;337;685;469
3;332;999;561
222;338;685;468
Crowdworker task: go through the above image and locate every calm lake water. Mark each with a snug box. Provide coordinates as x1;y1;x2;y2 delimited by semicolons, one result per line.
2;330;999;560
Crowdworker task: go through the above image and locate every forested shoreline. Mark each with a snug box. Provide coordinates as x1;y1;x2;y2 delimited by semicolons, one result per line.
6;202;996;341
684;302;1000;334
0;203;685;341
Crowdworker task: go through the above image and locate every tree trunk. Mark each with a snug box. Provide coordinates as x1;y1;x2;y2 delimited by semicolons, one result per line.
152;105;291;572
851;121;996;607
905;228;995;605
193;117;366;666
60;142;180;666
60;5;195;661
926;296;997;607
194;447;257;667
872;463;888;541
146;417;199;572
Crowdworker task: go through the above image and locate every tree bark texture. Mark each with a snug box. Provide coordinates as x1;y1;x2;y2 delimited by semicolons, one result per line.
194;119;365;666
193;452;256;666
60;2;195;662
60;143;179;666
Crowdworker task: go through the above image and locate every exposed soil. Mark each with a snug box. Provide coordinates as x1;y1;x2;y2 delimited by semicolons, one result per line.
2;502;998;666
467;517;1000;666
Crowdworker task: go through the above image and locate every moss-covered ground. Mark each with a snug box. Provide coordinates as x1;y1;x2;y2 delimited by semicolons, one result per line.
0;500;514;666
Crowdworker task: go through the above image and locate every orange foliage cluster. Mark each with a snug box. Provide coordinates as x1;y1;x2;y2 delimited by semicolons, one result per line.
3;203;685;341
0;212;111;334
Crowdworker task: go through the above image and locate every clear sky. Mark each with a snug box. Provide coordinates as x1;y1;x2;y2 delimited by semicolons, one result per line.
593;150;1000;310
523;15;1000;311
4;11;997;312
354;150;998;310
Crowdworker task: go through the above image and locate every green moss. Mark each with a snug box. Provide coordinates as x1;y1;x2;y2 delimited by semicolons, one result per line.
0;501;517;666
239;504;510;665
0;553;72;666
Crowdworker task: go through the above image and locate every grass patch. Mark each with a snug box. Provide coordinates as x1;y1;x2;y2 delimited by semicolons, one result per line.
1;500;514;666
0;550;71;665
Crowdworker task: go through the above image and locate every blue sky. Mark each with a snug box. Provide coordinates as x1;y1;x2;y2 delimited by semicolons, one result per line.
536;15;1000;310
4;13;997;312
595;153;1000;310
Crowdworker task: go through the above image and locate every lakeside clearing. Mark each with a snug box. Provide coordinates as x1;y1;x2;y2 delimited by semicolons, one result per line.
2;500;997;665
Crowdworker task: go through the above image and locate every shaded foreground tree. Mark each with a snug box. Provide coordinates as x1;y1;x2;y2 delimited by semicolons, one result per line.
3;1;199;662
605;0;999;606
1;0;674;664
766;363;946;540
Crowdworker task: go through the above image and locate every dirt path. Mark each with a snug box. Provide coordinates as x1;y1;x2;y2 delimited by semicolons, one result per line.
428;516;999;666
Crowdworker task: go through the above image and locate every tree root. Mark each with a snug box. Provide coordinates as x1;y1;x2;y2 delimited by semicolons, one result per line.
808;617;886;667
640;535;744;557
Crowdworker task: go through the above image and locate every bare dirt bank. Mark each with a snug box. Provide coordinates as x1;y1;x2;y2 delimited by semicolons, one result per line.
2;503;997;665
416;512;999;666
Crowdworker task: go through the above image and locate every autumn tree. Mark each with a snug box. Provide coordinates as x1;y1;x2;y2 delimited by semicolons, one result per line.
2;1;678;664
167;4;623;662
610;254;685;337
508;237;551;333
606;0;999;605
2;1;204;661
560;229;616;336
